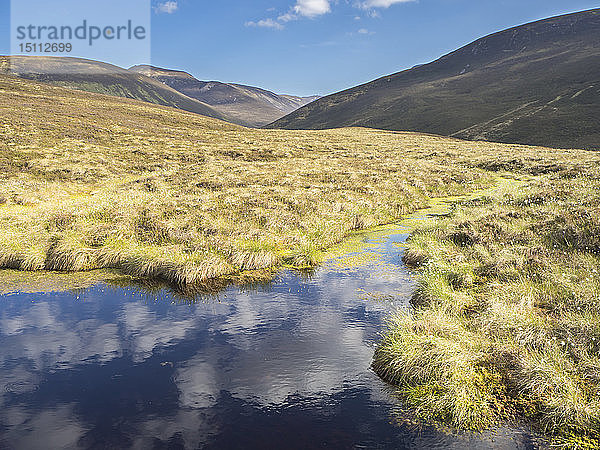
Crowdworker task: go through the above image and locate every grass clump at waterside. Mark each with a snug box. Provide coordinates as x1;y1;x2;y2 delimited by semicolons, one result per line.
373;171;600;448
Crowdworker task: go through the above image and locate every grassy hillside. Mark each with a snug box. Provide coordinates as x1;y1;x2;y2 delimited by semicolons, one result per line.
271;9;600;150
4;72;597;289
129;65;319;127
1;56;230;122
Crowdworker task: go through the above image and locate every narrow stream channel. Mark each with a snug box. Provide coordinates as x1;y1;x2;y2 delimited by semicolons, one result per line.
0;195;538;449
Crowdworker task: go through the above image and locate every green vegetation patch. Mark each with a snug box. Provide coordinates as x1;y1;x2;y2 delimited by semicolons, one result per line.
0;269;132;295
374;172;600;447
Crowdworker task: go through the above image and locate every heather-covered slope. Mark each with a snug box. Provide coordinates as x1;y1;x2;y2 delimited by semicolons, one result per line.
271;9;600;150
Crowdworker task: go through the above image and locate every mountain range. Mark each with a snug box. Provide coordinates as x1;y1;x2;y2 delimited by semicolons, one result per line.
0;56;319;128
129;65;319;127
3;8;599;149
270;8;600;150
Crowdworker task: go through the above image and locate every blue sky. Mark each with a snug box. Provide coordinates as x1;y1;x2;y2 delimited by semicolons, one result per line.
1;1;599;96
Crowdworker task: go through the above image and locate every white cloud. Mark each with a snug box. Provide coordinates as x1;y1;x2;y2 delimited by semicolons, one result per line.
155;1;178;14
175;358;219;408
359;0;415;9
278;12;297;23
356;28;375;35
1;405;87;450
247;0;331;31
245;18;284;30
293;0;331;18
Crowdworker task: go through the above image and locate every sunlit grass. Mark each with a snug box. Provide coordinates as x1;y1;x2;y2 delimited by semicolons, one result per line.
374;173;600;447
2;68;600;446
0;73;506;286
2;72;600;292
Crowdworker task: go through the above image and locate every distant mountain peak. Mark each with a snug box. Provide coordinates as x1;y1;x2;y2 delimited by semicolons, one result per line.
2;56;319;128
2;55;229;123
128;64;197;80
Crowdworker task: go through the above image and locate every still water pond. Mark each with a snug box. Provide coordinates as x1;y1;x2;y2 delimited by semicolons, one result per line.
0;220;537;448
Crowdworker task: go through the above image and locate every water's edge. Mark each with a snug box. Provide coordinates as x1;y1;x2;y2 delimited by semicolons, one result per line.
0;176;540;449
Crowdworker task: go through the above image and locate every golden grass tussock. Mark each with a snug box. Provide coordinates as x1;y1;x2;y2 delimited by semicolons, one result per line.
0;72;504;285
374;173;600;448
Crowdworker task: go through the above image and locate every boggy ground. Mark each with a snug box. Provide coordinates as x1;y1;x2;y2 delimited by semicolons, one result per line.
374;169;600;448
5;72;596;287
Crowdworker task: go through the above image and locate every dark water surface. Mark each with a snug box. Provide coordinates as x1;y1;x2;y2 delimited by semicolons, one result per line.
0;226;538;449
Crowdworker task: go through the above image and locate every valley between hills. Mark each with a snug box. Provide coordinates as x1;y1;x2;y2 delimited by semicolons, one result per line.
1;7;600;449
2;66;600;446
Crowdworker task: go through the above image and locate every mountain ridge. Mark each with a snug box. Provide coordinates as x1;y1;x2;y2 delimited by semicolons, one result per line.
1;56;319;128
270;8;600;150
0;56;231;123
129;65;320;127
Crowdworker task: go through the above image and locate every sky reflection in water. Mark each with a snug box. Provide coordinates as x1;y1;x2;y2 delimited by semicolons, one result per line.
0;229;537;449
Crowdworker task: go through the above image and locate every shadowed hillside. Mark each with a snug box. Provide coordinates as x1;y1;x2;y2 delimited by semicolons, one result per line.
129;65;319;127
271;9;600;150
